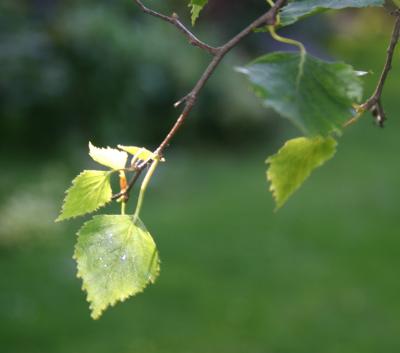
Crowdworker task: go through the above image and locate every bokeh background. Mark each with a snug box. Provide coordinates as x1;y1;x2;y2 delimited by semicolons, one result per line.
2;1;400;352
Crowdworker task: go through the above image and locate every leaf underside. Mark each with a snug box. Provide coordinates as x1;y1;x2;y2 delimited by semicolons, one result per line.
280;0;384;27
89;142;128;170
237;52;363;136
56;170;112;221
117;145;156;162
74;215;160;319
267;136;337;209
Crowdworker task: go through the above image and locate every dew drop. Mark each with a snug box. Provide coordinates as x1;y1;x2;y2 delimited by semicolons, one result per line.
107;232;114;244
121;254;127;261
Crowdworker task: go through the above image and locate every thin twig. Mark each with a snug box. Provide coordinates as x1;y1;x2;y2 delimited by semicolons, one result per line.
152;0;287;155
133;0;219;55
361;9;400;127
112;0;287;200
111;166;145;201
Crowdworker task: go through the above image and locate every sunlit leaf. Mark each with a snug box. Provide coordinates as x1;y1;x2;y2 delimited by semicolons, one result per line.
89;142;128;170
117;145;157;162
280;0;384;27
56;171;112;221
74;215;160;319
267;136;337;209
237;52;363;136
189;0;208;25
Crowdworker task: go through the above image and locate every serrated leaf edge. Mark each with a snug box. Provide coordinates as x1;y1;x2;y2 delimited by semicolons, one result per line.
73;215;160;319
55;170;113;222
188;0;208;26
266;137;337;210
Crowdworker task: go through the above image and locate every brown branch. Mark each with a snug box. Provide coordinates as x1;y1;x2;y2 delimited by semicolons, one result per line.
152;0;288;155
111;168;143;201
111;155;154;201
361;9;400;127
112;0;287;201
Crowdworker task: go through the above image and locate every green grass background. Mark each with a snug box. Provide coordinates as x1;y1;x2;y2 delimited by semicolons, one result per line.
3;124;400;353
2;7;400;353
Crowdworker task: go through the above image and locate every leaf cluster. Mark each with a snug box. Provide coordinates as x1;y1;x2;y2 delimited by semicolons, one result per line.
57;143;160;318
57;0;390;319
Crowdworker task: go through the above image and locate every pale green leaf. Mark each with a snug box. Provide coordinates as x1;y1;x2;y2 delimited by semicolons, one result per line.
237;52;363;136
117;145;158;162
56;170;112;221
89;142;128;170
267;136;337;209
280;0;384;27
74;215;160;319
189;0;208;25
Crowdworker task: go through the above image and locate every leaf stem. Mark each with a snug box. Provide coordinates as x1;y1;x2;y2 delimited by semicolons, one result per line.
267;25;306;86
266;0;281;25
343;105;365;128
133;157;160;220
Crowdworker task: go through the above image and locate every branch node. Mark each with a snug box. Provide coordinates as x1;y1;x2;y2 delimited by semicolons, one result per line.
134;0;218;55
174;92;196;108
126;0;287;201
371;101;386;128
356;9;400;128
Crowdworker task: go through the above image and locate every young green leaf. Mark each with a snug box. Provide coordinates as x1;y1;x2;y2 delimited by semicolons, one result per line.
267;136;337;209
117;145;156;162
189;0;208;25
89;142;128;170
280;0;384;27
56;170;113;221
74;215;160;319
237;52;363;136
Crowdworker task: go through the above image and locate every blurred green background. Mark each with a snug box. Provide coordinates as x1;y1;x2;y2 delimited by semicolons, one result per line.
2;1;400;352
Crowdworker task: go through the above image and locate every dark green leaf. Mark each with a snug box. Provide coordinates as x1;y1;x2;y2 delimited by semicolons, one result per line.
280;0;384;27
237;52;363;136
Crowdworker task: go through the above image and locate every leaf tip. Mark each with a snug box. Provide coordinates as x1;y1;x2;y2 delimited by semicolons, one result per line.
54;215;64;223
